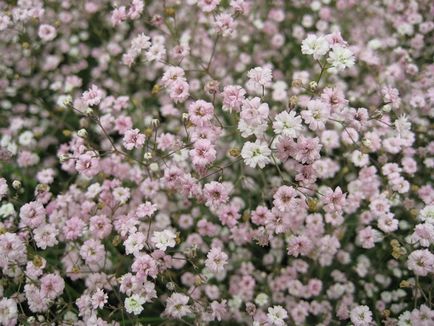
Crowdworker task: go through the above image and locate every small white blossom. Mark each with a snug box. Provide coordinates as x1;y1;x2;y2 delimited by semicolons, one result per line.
151;230;176;251
241;140;271;169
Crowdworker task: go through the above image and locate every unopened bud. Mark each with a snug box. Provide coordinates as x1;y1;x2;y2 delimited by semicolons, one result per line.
85;108;93;116
288;95;298;109
166;282;176;290
205;80;220;95
152;84;161;95
309;81;318;91
77;129;87;138
144;152;152;160
59;154;69;162
400;280;411;288
246;302;256;316
182;113;189;122
112;235;121;246
382;104;391;113
63;130;72;137
149;163;159;172
164;7;176;17
229;147;241;157
12;180;21;190
152;119;160;128
291;79;303;88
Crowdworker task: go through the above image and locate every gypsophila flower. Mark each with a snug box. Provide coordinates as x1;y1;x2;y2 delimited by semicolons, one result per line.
151;230;177;251
125;294;146;315
301;34;330;59
273;111;303;138
327;46;355;73
267;305;288;326
205;247;228;273
241;140;271;169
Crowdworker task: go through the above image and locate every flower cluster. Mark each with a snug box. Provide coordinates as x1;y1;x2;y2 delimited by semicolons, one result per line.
0;0;433;325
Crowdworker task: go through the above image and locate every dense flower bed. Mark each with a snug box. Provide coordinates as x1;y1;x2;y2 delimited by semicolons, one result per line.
0;0;433;325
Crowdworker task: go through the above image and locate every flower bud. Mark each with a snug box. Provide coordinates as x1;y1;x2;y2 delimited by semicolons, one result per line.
149;163;159;172
205;80;220;95
164;7;176;17
58;154;69;162
309;81;318;91
77;129;87;138
291;79;303;88
12;180;21;190
144;152;152;160
229;147;240;157
152;119;160;128
288;95;298;109
152;84;161;95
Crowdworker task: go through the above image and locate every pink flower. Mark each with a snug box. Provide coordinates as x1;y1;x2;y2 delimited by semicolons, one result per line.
20;201;46;229
205;247;228;273
218;204;240;228
91;288;108;310
357;226;381;249
203;181;230;208
38;24;57;42
75;152;100;178
322;186;346;213
89;215;112;239
63;217;85;240
123;128;146;150
273;186;297;212
80;239;106;265
301;99;330;131
169;79;190;103
111;6;127;26
287;235;313;257
222;85;246;112
247;66;273;90
135;201;158;219
81;84;104;106
188;100;214;126
33;224;58;249
197;0;220;12
408;249;434;276
294;136;322;164
321;87;348;112
40;273;64;300
190;139;216;168
132;254;158;279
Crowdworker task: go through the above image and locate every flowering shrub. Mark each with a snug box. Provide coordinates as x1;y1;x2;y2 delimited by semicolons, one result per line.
0;0;434;325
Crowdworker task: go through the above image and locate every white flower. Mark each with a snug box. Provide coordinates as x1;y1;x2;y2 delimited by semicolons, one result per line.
241;140;271;169
113;187;130;204
246;66;273;92
164;293;191;319
124;232;146;255
18;131;34;146
327;46;355;73
125;294;146;315
151;230;176;251
267;305;288;326
419;205;434;224
0;203;15;217
350;305;373;326
254;293;269;306
0;298;17;325
394;115;411;135
273;111;303;138
351;150;369;167
301;34;330;60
